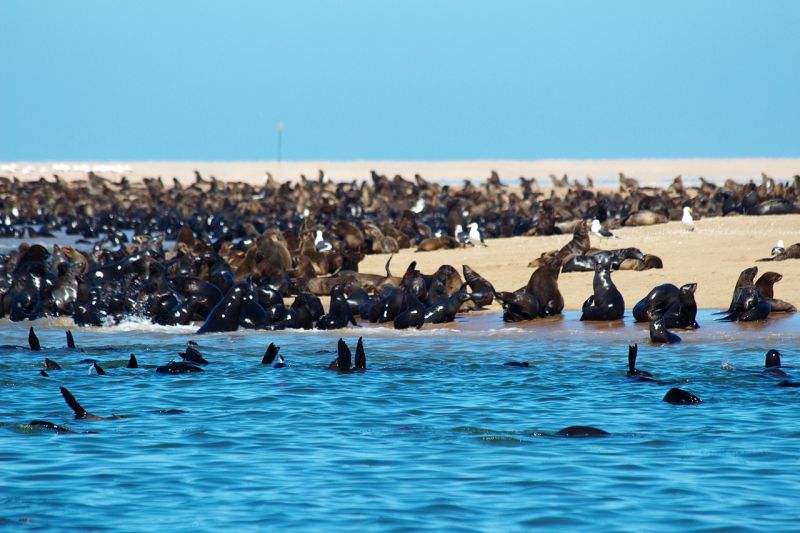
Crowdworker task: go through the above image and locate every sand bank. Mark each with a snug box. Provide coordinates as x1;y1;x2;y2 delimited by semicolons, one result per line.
359;214;800;311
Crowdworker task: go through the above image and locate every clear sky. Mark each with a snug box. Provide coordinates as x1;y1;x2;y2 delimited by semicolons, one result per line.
1;1;798;161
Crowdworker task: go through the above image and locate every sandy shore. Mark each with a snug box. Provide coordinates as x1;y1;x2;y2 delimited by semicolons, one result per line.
359;214;800;311
3;158;800;187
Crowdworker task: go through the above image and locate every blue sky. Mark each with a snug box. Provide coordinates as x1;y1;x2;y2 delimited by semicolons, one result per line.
1;1;798;160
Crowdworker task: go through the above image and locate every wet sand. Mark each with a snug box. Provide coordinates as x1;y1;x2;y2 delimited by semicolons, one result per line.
359;214;800;311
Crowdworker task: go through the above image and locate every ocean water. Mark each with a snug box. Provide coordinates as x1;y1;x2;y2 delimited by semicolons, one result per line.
2;310;799;531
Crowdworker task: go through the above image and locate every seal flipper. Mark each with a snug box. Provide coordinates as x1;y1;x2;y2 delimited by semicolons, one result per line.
627;344;637;375
262;343;279;365
127;354;138;368
332;338;352;371
60;386;91;419
273;354;286;369
66;330;75;349
43;358;62;370
29;327;41;351
91;362;107;375
354;337;366;370
39;369;48;377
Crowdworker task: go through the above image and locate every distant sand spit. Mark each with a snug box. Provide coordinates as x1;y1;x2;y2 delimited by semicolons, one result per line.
2;159;800;187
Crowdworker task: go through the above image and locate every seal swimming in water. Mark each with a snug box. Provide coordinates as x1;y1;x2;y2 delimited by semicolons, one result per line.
179;341;209;365
580;257;624;321
327;337;366;372
126;354;138;368
43;358;62;371
649;315;681;344
762;349;787;378
663;387;702;405
156;361;204;374
28;327;41;351
555;426;609;437
60;386;123;420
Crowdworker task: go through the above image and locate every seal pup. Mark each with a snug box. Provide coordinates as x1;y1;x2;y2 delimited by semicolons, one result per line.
126;354;138;368
555;426;609;437
60;386;122;420
663;388;702;405
649;315;681;344
580;257;624;321
28;327;41;351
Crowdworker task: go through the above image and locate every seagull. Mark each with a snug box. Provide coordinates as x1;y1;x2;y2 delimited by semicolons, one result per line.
411;198;425;213
590;219;616;239
314;230;333;252
772;240;785;257
682;206;695;231
468;222;487;247
454;224;469;245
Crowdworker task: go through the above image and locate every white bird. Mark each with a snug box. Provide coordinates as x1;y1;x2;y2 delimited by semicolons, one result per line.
772;240;785;257
411;198;425;213
682;206;695;231
314;230;333;252
454;224;469;245
468;222;487;247
590;219;616;239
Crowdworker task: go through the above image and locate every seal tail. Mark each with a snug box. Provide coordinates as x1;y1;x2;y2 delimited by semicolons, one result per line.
628;344;637;374
60;386;89;419
28;327;41;351
354;337;366;370
66;330;75;349
127;354;138;369
262;343;279;365
336;338;352;371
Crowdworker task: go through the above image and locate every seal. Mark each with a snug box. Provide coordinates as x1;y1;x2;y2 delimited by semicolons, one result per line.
197;283;248;333
663;387;702;405
719;286;771;322
762;349;787;378
261;342;281;365
495;287;541;322
179;341;209;365
28;327;41;351
66;330;75;349
580;258;624;321
90;362;107;375
555;426;609;437
649;315;681;344
327;338;365;372
60;386;123;420
626;344;655;381
43;358;62;371
27;420;76;434
393;290;426;330
526;256;564;317
126;354;138;368
718;267;758;315
755;272;796;313
156;361;204;374
462;265;495;308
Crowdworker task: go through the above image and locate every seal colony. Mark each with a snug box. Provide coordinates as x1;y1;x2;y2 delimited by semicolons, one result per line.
0;170;798;334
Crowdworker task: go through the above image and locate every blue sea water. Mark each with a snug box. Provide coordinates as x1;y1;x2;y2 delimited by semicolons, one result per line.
2;310;799;531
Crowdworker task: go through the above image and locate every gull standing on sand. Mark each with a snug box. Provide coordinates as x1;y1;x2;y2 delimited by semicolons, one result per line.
468;222;487;247
682;207;695;231
454;224;469;245
591;219;616;240
772;240;785;257
314;230;333;252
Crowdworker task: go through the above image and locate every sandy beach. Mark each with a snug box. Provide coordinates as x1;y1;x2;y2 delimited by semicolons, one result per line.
359;214;800;311
3;158;800;187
